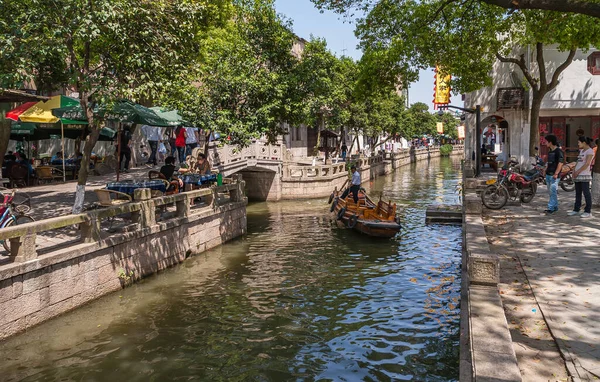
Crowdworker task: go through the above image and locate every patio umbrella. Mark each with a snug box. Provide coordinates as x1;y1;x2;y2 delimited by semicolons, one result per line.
19;95;79;124
149;107;187;126
53;99;170;180
53;99;171;126
6;102;37;121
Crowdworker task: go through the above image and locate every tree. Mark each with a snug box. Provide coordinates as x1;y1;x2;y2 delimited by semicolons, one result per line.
311;0;600;155
0;0;229;212
407;102;437;137
311;0;600;19
161;0;298;147
437;112;459;140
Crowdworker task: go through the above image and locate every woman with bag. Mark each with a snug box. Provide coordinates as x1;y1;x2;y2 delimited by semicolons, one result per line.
568;136;594;218
175;125;187;165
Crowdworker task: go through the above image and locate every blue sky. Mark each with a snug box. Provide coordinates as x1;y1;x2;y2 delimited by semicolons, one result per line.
274;0;452;110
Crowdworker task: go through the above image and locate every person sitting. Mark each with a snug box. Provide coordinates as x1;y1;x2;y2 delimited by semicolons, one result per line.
51;151;63;164
160;156;178;180
17;153;34;176
193;153;211;175
3;154;17;177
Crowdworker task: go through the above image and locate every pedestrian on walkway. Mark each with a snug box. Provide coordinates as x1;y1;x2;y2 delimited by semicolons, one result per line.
568;136;594;218
174;125;187;165
141;125;163;167
544;134;563;214
185;126;200;158
116;126;132;172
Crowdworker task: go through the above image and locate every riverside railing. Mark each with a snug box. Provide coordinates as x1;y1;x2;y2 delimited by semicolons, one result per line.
208;142;283;167
0;179;246;263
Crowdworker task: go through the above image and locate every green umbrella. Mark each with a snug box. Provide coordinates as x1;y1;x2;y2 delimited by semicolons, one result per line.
10;122;36;135
53;99;171;127
149;107;188;126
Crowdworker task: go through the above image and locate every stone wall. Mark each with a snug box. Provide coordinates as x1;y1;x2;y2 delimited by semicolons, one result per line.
0;184;247;340
280;146;462;199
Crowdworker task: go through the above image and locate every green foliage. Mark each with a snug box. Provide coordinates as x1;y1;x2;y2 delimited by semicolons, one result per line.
161;0;297;145
439;144;454;156
311;0;600;153
437;112;460;140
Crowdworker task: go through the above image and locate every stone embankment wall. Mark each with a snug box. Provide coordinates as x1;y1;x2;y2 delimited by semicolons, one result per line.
0;182;247;340
460;182;521;381
281;146;463;199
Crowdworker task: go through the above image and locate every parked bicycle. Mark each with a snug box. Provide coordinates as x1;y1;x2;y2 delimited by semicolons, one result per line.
0;189;35;253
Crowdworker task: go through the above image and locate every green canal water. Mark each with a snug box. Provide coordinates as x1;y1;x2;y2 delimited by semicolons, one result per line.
0;157;463;381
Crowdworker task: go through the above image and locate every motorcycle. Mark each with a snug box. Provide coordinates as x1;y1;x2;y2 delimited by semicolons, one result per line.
481;161;540;209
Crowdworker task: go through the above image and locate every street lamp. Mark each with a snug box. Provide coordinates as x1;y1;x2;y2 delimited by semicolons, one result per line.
437;104;482;176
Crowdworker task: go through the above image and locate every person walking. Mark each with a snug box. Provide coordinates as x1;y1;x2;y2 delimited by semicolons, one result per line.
544;134;563;214
341;142;348;162
185;126;200;158
341;165;361;204
141;125;162;167
117;126;132;172
568;136;594;218
174;125;187;165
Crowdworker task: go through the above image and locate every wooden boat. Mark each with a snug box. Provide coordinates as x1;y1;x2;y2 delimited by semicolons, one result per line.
328;182;401;238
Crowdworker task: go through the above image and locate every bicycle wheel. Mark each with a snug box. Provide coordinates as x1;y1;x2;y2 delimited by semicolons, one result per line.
560;173;575;192
2;215;35;253
482;185;508;210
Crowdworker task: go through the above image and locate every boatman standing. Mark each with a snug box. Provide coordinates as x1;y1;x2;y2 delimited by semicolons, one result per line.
341;165;360;204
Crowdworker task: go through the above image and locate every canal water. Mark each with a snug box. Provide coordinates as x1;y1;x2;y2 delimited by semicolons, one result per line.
0;157;463;382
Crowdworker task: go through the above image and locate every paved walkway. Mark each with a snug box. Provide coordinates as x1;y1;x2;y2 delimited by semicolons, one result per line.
1;166;160;257
482;186;600;381
9;166;155;221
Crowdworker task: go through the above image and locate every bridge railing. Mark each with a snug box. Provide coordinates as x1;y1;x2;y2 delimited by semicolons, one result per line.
208;142;283;167
0;180;246;263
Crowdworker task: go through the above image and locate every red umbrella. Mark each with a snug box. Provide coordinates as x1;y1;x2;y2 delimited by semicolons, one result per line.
6;102;37;121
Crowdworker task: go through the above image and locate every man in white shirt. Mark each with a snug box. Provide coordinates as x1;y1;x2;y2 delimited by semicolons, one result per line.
141;125;162;166
185;126;200;157
341;165;361;204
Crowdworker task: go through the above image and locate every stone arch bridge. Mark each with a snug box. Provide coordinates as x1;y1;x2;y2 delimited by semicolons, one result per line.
206;143;284;201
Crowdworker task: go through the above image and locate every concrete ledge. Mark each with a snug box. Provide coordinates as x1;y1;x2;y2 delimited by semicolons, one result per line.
462;187;521;381
470;286;522;382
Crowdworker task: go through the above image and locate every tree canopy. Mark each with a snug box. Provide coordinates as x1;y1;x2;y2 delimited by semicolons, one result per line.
0;0;231;211
311;0;600;19
311;0;600;153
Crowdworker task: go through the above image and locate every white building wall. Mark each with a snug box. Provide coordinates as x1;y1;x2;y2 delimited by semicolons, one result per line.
465;46;600;165
542;48;600;112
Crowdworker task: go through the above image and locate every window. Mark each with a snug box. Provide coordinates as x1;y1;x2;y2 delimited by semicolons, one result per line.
587;52;600;75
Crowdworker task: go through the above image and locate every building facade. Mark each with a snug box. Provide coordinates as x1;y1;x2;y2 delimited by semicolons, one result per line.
464;46;600;168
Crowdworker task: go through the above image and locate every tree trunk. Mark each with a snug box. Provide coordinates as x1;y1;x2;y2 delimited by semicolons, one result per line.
314;126;321;157
0;120;11;173
72;96;102;214
529;91;544;157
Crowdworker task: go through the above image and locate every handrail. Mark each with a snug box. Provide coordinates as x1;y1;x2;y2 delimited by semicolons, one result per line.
0;180;247;261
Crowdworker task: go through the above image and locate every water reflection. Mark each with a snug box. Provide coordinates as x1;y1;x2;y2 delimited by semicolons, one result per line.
0;156;462;382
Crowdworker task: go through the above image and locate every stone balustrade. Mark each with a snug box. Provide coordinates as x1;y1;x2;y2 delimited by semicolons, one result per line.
207;142;283;168
0;180;246;263
0;178;248;340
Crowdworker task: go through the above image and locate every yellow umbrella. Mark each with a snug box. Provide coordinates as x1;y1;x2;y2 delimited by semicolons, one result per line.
19;95;79;182
19;95;79;123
